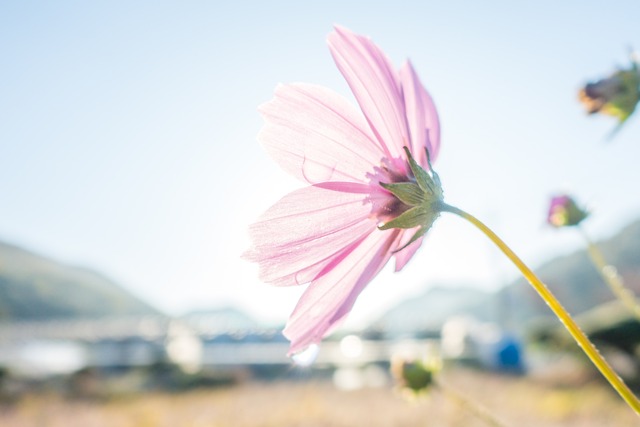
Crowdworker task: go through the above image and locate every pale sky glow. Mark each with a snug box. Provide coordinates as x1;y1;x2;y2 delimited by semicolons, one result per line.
2;2;640;329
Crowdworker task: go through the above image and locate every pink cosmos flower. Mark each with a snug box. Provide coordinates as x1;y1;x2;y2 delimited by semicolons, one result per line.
245;26;442;355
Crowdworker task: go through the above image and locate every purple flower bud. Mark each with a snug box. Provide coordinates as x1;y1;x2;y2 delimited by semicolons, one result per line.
547;195;589;227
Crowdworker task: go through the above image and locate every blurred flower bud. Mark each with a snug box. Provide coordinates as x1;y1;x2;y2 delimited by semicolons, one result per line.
578;54;640;133
391;357;434;394
547;194;589;228
391;341;442;396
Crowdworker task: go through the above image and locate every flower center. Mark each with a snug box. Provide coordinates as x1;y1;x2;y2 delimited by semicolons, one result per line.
376;147;445;251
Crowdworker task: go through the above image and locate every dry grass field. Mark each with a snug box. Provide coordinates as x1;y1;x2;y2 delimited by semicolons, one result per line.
0;366;637;427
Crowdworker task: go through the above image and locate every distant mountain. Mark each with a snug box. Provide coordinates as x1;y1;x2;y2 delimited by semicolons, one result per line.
500;218;640;328
0;240;158;321
371;285;495;335
373;218;640;336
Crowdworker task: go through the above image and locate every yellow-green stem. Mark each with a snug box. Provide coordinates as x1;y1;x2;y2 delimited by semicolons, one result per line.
435;379;507;427
440;203;640;415
578;225;640;321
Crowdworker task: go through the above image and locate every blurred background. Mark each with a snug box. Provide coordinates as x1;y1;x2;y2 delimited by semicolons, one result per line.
1;1;640;425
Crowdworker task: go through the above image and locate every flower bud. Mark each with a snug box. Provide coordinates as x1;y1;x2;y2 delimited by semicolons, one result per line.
390;341;442;396
578;55;640;132
547;194;589;228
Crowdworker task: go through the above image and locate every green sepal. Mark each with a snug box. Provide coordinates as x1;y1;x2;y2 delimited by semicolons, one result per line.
380;182;425;206
608;69;640;123
425;147;443;189
403;147;435;194
376;146;444;252
378;206;430;230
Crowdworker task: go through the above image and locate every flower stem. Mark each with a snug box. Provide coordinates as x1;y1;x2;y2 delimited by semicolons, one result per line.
435;379;507;427
440;203;640;415
578;225;640;321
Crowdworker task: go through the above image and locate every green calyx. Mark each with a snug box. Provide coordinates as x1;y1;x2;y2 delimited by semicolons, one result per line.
605;67;640;124
378;147;444;250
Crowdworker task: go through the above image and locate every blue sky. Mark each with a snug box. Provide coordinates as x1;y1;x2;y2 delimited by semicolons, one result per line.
2;1;640;327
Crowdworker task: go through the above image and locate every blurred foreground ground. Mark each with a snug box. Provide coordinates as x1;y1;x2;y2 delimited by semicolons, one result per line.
0;367;635;427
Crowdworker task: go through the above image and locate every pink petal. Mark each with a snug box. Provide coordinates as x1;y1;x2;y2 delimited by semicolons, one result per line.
258;83;385;184
284;228;401;355
393;230;424;272
399;61;441;166
245;184;384;286
328;26;409;165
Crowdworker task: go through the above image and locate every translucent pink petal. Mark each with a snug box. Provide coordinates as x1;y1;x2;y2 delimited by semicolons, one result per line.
283;228;401;355
245;184;385;286
249;26;444;356
399;61;441;166
258;83;384;184
328;26;409;165
392;230;424;272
